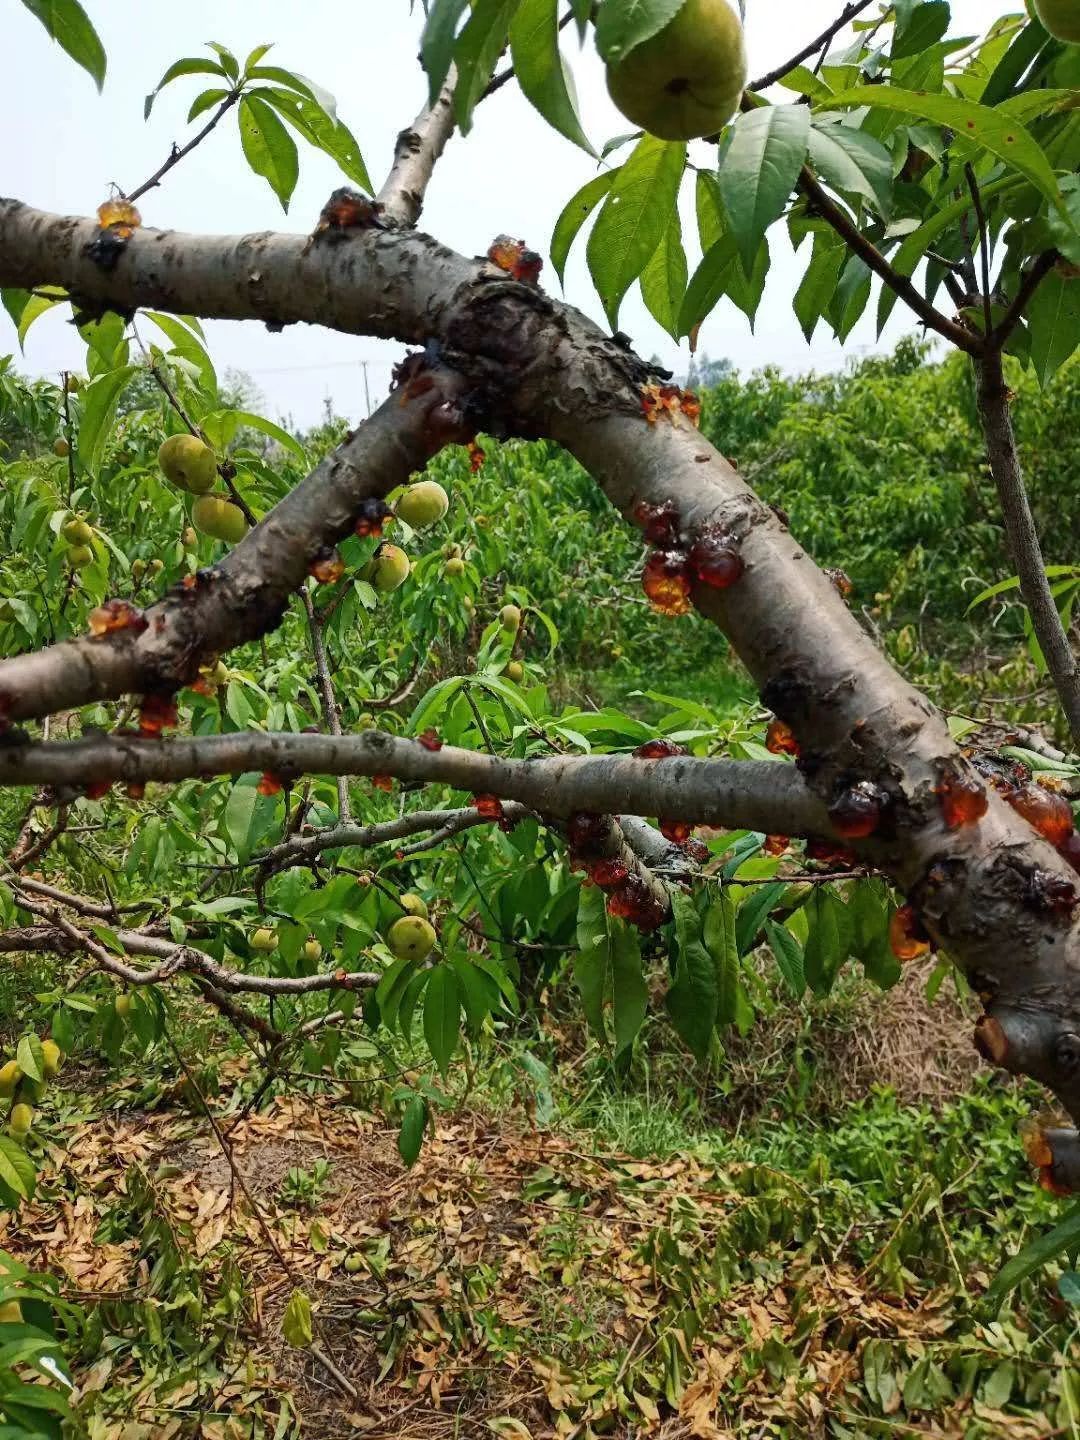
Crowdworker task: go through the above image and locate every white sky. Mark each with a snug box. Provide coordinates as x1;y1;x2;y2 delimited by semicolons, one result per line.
1;0;997;427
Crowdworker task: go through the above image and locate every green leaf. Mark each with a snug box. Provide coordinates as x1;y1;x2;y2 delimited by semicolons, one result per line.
794;230;846;342
666;892;718;1060
398;1094;428;1166
594;0;685;65
829;254;871;342
11;290;66;352
551;171;615;287
144;312;217;392
421;0;471;105
207;42;239;81
20;0;106;90
610;922;646;1057
509;0;594;155
696;169;725;251
453;0;517;135
238;94;300;211
717;105;810;277
588;134;687;328
423;965;461;1078
892;0;950;60
573;939;609;1043
802;889;851;996
640;210;687;338
15;1036;43;1086
734;881;787;956
764;920;805;998
282;1289;312;1348
222;779;277;863
807;121;893;218
704;893;739;1028
200;407;307;463
1027;270;1080;389
144;56;227;118
252;87;371;193
986;1201;1080;1311
823;86;1063;212
0;1138;35;1205
77;365;137;480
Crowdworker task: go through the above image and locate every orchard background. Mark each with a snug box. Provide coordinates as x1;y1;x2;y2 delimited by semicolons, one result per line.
0;0;1079;1435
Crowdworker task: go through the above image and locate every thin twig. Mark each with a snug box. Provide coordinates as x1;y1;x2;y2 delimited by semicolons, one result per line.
749;0;877;91
964;163;994;343
125;92;241;205
988;251;1058;353
302;589;351;823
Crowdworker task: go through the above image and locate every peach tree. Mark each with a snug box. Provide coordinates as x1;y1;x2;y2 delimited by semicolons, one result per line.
0;3;1078;1375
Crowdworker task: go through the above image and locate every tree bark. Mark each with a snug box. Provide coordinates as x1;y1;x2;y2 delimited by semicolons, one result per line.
975;350;1080;748
2;200;1080;1143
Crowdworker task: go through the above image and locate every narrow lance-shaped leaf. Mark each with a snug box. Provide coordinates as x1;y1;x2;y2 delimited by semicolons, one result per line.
398;1094;428;1166
421;0;471;105
509;0;594;155
666;891;718;1060
237;94;300;210
1027;270;1080;390
453;0;517;135
20;0;106;90
551;171;616;287
717;104;810;277
807;120;894;219
640;210;688;339
822;86;1064;213
423;965;462;1078
610;921;647;1057
588;134;686;328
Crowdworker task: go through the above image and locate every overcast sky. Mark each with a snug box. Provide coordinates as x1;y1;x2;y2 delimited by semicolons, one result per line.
2;0;996;427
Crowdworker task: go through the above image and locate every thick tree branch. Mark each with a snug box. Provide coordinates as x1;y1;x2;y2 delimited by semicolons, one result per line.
0;367;466;723
0;198;472;342
0;732;827;838
4;199;1080;1143
376;82;457;228
975;351;1080;748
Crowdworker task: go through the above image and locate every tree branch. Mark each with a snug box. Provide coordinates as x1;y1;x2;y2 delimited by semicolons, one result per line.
749;0;878;92
0;732;829;838
256;802;533;873
797;168;981;354
302;589;350;823
974;351;1080;748
376;82;457;228
0;366;467;723
988;250;1058;352
125;92;240;205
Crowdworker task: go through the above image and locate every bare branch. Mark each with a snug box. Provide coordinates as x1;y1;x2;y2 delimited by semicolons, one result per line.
749;0;877;92
376;82;457;228
0;731;827;838
19;901;379;997
257;802;533;873
975;351;1080;748
0;367;466;723
125;92;240;205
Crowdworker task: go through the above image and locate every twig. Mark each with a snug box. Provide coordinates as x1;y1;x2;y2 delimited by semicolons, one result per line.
798;167;981;355
975;350;1080;748
988;251;1058;353
749;0;877;91
125;92;241;205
